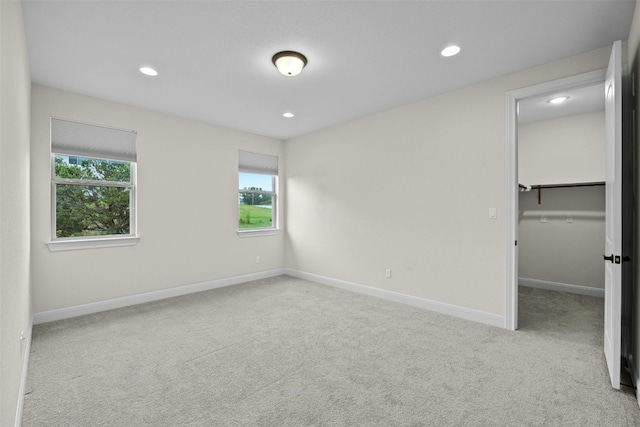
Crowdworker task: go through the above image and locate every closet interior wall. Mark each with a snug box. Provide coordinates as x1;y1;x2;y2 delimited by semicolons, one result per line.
518;185;605;290
518;109;606;291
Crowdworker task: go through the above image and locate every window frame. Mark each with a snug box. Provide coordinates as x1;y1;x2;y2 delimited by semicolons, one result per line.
237;172;279;237
47;155;139;252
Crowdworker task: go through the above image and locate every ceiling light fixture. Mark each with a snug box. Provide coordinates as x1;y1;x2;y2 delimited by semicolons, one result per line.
283;112;295;118
548;96;569;104
441;45;461;57
272;51;307;76
139;66;158;77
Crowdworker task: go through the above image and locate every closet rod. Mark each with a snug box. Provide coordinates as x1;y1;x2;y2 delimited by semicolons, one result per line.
532;181;605;189
519;182;605;204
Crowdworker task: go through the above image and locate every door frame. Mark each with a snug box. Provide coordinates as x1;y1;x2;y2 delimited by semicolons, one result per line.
504;69;607;331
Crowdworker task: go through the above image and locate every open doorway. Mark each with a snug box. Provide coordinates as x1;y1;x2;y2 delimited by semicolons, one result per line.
505;69;607;331
517;84;606;299
505;41;636;389
516;84;606;336
506;42;629;391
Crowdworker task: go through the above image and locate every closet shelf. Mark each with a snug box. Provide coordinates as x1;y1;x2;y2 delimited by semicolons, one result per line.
519;181;605;204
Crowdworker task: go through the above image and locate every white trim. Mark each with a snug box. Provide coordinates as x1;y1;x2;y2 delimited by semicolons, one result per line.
505;89;519;331
285;269;504;328
519;277;604;298
46;236;140;252
51;154;138;244
15;320;32;427
237;229;280;238
33;269;285;324
505;68;607;332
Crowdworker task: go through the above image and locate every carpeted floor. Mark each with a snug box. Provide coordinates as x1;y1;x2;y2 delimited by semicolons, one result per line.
22;276;640;426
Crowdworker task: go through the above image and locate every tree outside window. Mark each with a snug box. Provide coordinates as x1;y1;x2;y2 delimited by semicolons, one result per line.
54;155;133;238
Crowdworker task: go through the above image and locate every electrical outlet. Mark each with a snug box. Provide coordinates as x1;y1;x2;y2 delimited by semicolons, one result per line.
540;215;547;223
566;215;573;223
255;256;260;264
385;269;392;279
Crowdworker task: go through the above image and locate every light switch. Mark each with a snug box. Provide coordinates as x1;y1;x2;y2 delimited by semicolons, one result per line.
489;208;497;219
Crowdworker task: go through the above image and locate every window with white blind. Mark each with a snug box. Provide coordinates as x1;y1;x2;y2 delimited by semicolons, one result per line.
238;150;278;236
48;118;138;251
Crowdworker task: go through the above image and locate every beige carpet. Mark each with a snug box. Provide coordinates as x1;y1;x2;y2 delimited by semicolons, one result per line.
22;276;640;426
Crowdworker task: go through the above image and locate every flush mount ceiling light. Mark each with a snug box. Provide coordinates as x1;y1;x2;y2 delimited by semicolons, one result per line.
441;45;461;57
272;51;307;76
548;96;569;104
139;66;158;77
283;112;295;118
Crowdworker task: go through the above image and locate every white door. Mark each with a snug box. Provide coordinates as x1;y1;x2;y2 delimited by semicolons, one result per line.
603;40;622;390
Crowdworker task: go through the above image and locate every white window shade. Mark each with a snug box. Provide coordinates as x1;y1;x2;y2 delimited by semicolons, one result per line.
239;150;278;175
51;118;137;162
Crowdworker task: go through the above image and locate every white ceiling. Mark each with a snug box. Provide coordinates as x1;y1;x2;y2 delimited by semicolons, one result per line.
518;83;605;124
21;0;635;140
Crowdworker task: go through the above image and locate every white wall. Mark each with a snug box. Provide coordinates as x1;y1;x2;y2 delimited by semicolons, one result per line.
626;0;640;402
285;46;612;318
518;186;605;289
31;85;284;313
517;112;605;289
518;111;605;186
0;1;31;425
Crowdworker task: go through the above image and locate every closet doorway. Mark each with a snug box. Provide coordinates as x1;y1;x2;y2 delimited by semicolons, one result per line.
515;83;607;373
505;68;607;332
517;83;606;302
506;41;626;390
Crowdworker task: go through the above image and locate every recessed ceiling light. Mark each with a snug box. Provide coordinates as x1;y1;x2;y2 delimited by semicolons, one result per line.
441;45;461;57
548;96;569;104
283;112;295;118
139;66;158;77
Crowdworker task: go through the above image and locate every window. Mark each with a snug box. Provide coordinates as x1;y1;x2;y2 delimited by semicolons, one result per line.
49;118;138;250
238;150;278;235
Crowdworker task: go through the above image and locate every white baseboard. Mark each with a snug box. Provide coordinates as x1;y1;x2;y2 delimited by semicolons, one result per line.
284;269;504;328
15;320;32;427
519;277;604;298
33;269;285;324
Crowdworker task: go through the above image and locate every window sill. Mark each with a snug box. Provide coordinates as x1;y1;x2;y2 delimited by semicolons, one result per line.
237;229;280;238
46;236;140;252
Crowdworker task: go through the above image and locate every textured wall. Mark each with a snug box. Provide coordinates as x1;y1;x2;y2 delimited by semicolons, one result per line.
518;111;605;289
0;1;31;425
519;111;605;186
31;85;284;313
518;186;605;289
626;0;640;402
285;47;611;317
